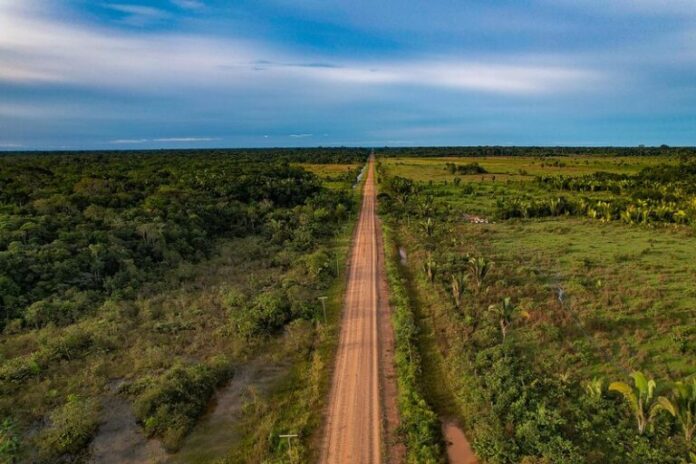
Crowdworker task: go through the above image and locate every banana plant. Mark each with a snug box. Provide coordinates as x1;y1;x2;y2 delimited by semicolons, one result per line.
420;217;435;239
450;272;468;309
660;378;696;444
468;256;491;295
418;195;434;217
487;297;524;341
609;371;674;434
422;253;437;283
583;377;604;401
488;297;529;341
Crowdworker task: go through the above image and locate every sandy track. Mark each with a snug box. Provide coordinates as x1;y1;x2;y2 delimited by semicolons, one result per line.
321;156;393;464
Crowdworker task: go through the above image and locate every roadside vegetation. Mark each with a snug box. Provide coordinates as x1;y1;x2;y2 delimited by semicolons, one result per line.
377;151;695;463
0;150;366;462
382;222;442;463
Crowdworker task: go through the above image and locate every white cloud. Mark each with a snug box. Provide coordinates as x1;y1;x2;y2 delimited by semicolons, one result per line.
105;3;170;26
106;4;166;17
548;0;696;17
153;137;220;142
108;139;149;144
289;133;313;138
109;137;219;144
0;2;603;96
276;60;599;94
0;102;83;118
171;0;205;10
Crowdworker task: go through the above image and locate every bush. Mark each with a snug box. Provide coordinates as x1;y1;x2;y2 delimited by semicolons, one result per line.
230;290;292;340
37;395;100;461
383;224;442;463
445;162;488;175
0;418;20;462
129;359;232;450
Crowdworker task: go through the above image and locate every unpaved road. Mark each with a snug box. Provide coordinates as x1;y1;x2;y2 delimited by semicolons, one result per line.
321;156;394;464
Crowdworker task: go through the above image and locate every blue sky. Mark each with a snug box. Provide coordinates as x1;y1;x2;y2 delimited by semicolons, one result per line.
1;0;695;149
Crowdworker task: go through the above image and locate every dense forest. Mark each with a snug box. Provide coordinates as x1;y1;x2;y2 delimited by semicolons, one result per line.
1;148;370;165
0;150;366;462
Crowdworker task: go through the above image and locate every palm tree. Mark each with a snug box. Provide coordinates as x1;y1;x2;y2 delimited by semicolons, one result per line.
487;297;520;340
488;297;529;341
609;371;674;434
468;257;491;295
450;272;468;309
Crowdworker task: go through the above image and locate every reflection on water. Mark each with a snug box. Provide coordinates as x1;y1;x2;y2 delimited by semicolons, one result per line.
442;421;478;464
170;362;286;464
399;247;407;264
90;361;286;464
89;391;167;464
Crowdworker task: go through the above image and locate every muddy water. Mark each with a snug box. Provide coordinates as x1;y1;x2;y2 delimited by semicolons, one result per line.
442;421;478;464
89;362;286;464
89;394;167;464
398;247;407;264
169;362;285;463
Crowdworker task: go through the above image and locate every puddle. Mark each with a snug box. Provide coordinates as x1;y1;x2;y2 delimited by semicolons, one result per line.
354;164;367;188
399;247;407;264
168;361;286;464
442;421;478;464
89;362;286;464
89;391;167;464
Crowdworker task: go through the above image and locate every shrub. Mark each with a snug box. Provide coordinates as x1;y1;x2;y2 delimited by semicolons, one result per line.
37;395;100;461
0;418;20;462
445;162;488;175
383;224;442;463
129;359;232;450
230;290;292;339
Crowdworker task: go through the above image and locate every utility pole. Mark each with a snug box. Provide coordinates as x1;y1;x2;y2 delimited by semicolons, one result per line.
279;434;298;460
318;296;328;323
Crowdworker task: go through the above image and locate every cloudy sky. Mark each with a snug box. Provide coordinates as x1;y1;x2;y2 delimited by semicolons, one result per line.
1;0;695;149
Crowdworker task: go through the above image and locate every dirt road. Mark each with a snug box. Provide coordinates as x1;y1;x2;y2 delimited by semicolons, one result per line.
321;156;395;464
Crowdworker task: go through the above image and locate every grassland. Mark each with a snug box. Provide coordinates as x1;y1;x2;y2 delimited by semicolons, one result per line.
378;154;695;463
294;162;362;185
380;155;677;182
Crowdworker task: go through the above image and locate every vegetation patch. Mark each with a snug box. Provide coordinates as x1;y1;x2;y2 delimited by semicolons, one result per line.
125;358;232;450
382;222;442;462
0;150;367;462
378;153;695;463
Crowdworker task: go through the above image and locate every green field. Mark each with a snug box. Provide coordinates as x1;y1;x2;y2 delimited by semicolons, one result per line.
293;162;363;191
380;155;678;182
378;153;696;463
